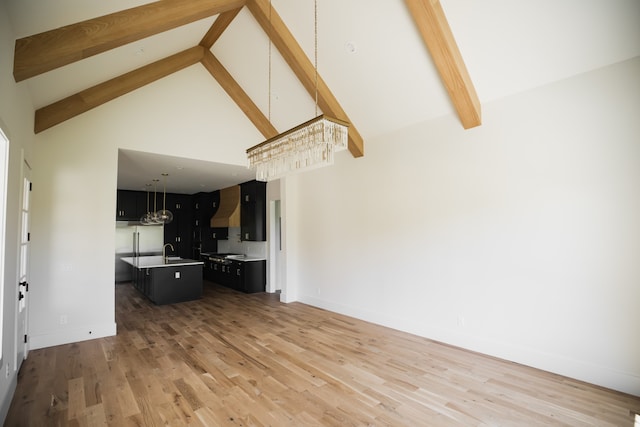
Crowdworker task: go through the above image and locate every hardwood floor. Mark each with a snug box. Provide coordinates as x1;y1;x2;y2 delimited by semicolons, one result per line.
6;282;640;426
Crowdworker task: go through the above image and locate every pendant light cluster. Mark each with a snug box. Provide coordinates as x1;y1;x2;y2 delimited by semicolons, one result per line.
140;173;173;225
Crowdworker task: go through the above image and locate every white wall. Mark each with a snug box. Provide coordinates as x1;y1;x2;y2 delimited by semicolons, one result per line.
28;63;263;349
0;4;36;421
287;57;640;396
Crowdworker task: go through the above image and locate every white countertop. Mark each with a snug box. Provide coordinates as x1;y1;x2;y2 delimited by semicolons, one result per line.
225;255;266;262
121;256;204;268
201;253;266;262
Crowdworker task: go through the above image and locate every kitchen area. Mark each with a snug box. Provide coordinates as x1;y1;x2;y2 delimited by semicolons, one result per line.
115;177;268;304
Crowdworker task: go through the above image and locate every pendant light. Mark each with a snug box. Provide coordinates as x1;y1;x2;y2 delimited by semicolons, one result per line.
155;173;173;224
151;178;161;224
246;0;348;181
140;183;156;225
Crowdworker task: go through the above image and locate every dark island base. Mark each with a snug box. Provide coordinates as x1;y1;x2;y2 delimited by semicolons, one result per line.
134;264;203;305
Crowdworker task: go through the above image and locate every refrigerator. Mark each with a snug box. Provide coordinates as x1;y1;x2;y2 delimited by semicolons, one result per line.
115;221;164;283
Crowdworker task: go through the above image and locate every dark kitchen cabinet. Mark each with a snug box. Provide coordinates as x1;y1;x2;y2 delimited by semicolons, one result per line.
200;190;223;254
192;192;204;239
202;256;214;281
147;265;203;305
220;262;234;288
132;265;203;305
232;260;266;293
163;193;193;258
210;227;228;240
133;267;151;295
191;192;205;258
201;255;265;294
116;190;145;221
211;259;223;283
192;191;219;229
206;191;221;219
202;256;227;285
240;180;266;241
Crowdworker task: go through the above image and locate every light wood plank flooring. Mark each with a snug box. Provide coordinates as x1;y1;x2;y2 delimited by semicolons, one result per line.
6;281;640;426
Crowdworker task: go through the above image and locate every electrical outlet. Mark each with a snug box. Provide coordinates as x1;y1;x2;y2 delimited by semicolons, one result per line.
60;314;68;325
5;363;10;378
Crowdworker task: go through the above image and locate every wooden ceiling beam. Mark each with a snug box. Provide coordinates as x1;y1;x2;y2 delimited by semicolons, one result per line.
201;50;278;139
34;46;205;133
404;0;481;129
200;7;243;49
13;0;246;82
246;0;364;158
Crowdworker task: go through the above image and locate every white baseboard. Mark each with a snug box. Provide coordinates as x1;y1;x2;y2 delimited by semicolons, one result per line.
29;322;117;350
299;294;640;397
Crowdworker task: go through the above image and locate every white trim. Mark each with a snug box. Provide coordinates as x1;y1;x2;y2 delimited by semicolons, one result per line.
0;126;10;364
29;322;117;350
299;294;640;397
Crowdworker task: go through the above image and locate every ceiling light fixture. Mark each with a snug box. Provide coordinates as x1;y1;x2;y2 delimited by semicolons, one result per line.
140;183;157;225
155;173;173;224
246;0;349;182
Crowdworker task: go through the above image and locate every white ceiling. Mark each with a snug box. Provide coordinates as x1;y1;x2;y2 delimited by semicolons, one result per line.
4;0;640;194
117;149;256;194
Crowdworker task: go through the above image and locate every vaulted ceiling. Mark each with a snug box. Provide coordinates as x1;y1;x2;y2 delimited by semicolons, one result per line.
4;0;639;192
11;0;480;160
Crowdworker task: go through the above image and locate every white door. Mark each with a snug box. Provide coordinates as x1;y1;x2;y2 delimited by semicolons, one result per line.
16;161;31;365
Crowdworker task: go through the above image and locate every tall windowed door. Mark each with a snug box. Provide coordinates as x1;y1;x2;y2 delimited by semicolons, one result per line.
17;163;31;366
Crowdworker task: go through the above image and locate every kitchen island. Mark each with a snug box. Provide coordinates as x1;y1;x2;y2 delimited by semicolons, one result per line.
122;256;204;305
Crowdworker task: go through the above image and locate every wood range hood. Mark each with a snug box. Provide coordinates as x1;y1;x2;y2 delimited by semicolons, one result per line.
210;185;240;228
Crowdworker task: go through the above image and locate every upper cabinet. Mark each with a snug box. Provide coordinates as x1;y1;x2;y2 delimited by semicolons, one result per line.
116;190;146;221
240;180;266;241
205;190;221;220
194;190;224;254
163;193;193;258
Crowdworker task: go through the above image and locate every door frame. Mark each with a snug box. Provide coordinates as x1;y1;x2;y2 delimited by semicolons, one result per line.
15;152;31;368
268;199;282;293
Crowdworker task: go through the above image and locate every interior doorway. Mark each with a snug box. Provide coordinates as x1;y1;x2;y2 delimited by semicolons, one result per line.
268;200;282;293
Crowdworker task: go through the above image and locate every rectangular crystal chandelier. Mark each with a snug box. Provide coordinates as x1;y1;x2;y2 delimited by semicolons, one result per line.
247;114;348;182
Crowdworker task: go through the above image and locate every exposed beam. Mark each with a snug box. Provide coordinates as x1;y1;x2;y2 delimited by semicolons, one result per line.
13;0;246;82
201;51;278;139
35;46;205;133
404;0;481;129
246;0;364;158
200;7;243;49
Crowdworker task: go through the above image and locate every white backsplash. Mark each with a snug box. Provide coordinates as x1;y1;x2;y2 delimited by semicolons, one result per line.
217;227;267;257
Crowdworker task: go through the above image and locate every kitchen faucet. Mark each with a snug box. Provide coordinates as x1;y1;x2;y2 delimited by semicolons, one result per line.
163;243;175;262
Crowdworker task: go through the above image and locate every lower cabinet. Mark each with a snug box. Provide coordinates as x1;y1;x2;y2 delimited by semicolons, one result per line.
202;258;265;293
132;264;203;304
231;260;266;293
